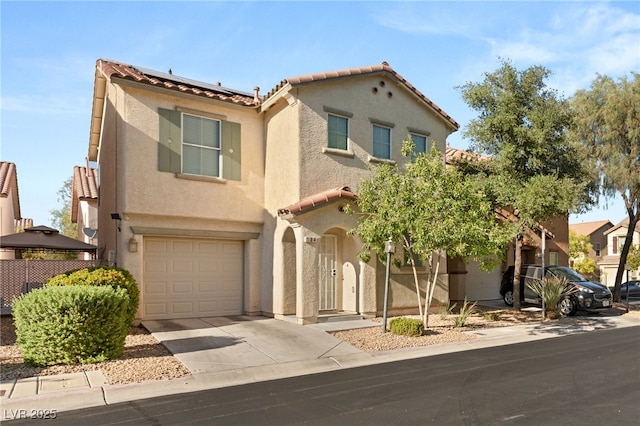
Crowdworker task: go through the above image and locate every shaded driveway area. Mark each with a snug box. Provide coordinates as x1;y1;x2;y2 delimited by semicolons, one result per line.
142;316;367;375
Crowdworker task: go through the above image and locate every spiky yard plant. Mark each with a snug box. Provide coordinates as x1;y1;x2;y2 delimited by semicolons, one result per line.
527;277;577;318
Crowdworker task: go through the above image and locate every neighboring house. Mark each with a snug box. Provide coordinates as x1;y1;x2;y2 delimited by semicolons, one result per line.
444;148;570;302
599;219;640;286
15;218;33;232
71;165;99;259
87;59;465;322
0;162;22;260
569;220;613;280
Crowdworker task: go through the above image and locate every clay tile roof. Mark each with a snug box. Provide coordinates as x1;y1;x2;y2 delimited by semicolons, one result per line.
73;166;98;199
0;161;21;220
569;220;613;236
278;186;355;217
71;165;99;223
445;147;490;164
264;61;459;130
97;59;259;107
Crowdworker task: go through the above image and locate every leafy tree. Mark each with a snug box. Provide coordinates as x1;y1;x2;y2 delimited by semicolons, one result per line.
50;176;77;238
626;245;640;275
569;73;640;300
569;229;596;277
458;60;594;310
350;138;513;327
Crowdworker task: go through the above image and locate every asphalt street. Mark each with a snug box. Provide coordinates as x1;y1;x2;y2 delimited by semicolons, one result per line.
5;326;639;425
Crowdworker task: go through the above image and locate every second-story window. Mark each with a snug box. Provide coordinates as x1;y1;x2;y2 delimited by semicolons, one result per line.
373;125;391;159
595;243;601;257
328;114;349;150
411;133;428;154
183;114;221;177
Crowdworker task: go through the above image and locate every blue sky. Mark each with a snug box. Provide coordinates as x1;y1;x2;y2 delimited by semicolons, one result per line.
2;1;638;228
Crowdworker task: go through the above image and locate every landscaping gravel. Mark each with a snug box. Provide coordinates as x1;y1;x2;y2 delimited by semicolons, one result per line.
2;304;638;385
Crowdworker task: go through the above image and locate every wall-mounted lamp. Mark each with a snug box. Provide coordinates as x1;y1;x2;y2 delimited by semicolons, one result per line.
128;236;138;253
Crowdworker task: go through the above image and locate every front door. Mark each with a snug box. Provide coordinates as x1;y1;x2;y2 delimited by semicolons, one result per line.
318;235;337;311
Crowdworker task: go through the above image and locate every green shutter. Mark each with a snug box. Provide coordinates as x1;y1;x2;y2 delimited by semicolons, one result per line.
158;108;182;173
222;121;241;181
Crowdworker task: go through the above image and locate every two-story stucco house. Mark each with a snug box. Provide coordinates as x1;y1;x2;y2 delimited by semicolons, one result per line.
71;165;99;260
569;220;613;281
600;219;640;286
87;59;470;323
0;162;22;260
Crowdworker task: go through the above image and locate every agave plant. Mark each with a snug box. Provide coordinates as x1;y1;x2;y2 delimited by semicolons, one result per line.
527;277;577;318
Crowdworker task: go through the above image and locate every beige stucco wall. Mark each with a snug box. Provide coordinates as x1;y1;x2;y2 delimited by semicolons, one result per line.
263;75;456;321
96;79;265;318
0;190;17;259
296;75;452;198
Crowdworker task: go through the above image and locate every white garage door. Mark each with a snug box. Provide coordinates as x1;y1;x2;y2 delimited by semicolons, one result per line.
464;261;502;301
142;237;243;320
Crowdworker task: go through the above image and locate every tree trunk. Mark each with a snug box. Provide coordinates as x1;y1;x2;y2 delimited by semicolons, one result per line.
513;234;524;311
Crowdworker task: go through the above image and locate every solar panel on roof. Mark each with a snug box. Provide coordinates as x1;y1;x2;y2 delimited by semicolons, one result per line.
134;65;253;98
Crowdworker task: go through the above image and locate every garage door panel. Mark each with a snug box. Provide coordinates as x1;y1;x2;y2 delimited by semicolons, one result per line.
198;242;219;254
145;303;168;316
172;241;195;253
145;281;168;295
143;237;243;320
145;240;168;253
198;262;219;273
172;261;195;273
145;260;168;273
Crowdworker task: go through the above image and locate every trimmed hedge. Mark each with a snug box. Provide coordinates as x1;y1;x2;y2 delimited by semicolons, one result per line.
12;285;130;366
46;266;139;325
389;317;424;337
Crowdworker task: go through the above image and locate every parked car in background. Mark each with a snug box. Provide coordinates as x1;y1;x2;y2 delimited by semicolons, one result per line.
609;281;640;300
500;265;613;316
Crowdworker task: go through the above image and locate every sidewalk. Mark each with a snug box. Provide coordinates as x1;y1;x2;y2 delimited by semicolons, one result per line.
2;313;639;417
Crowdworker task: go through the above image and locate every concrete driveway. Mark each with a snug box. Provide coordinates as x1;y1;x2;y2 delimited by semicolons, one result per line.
142;316;374;375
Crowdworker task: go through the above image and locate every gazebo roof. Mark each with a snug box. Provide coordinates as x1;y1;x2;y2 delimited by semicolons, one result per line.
0;225;97;253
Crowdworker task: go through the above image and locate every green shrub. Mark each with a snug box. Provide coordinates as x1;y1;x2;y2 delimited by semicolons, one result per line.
389;317;424;337
453;298;477;328
46;266;139;325
12;285;129;366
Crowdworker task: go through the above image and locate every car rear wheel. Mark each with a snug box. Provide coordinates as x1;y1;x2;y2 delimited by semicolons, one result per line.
503;289;514;307
558;296;578;316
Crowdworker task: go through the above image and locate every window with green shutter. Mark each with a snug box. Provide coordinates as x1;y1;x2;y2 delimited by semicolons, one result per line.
158;108;241;181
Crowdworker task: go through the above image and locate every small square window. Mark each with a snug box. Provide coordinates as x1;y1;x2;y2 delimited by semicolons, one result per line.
411;134;428;154
549;251;559;266
373;125;391;159
328;114;349;150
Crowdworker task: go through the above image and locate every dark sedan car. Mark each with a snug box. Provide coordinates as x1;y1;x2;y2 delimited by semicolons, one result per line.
609;281;640;300
500;265;613;316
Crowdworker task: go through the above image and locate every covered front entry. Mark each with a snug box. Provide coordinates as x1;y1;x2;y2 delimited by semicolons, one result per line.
142;237;243;320
275;186;377;324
